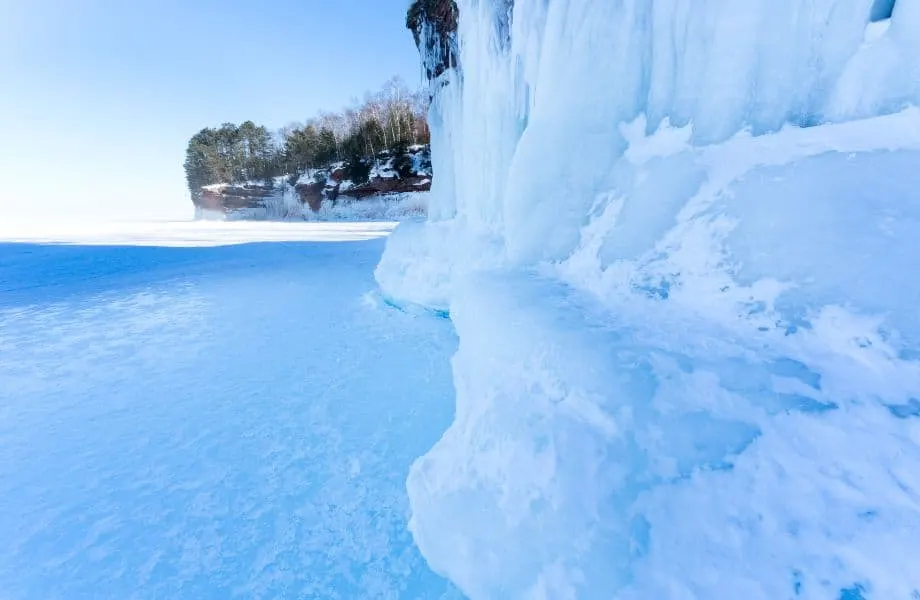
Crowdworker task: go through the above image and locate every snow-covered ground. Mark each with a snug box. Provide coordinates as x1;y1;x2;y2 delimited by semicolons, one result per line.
231;192;430;223
0;222;460;599
0;220;397;247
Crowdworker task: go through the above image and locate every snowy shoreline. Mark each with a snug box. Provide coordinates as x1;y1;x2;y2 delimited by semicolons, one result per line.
0;220;398;247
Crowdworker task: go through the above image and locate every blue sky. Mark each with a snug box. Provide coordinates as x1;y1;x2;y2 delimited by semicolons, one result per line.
0;0;421;221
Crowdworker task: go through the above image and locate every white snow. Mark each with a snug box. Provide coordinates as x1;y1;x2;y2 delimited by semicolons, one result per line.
0;222;460;598
0;220;396;246
378;1;920;598
232;192;430;223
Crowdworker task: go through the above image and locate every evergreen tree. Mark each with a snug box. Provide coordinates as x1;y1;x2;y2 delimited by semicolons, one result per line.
184;78;431;202
184;121;283;201
391;141;415;179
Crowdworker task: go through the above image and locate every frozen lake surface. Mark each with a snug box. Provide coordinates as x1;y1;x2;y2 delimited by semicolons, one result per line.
0;222;459;599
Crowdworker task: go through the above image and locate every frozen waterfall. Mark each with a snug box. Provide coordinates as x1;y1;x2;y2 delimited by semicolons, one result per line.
378;1;920;598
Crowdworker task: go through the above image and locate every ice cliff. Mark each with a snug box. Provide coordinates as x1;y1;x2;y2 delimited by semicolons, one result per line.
381;1;920;598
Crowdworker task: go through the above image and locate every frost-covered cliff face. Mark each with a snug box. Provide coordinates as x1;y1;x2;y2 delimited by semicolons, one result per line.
407;0;459;83
381;1;920;598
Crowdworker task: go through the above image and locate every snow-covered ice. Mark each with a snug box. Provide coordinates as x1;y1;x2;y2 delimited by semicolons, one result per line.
0;222;460;599
378;1;920;598
0;219;397;247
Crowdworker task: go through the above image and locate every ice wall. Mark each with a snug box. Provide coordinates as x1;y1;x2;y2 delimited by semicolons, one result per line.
379;1;920;598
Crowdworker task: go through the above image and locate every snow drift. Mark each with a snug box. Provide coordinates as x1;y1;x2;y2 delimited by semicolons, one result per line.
380;0;920;598
228;191;429;223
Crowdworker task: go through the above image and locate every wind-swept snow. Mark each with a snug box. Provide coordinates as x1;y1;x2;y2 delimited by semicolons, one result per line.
0;223;459;599
0;220;397;247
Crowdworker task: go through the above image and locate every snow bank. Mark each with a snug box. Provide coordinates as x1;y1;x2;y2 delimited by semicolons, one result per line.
228;192;429;223
311;192;428;222
380;0;920;598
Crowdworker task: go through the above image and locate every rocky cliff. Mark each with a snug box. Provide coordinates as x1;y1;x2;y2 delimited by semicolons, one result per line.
406;0;459;87
198;144;432;217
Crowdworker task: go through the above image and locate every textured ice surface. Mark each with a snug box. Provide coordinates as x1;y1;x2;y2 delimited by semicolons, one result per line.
377;0;920;598
0;224;460;599
410;271;920;599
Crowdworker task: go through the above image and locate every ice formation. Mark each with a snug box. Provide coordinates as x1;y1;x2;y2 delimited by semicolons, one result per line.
378;0;920;598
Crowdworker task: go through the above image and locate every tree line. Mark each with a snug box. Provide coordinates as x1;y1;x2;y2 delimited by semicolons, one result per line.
185;77;430;200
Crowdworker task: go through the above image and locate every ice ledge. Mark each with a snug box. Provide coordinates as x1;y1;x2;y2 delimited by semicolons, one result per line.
406;269;920;599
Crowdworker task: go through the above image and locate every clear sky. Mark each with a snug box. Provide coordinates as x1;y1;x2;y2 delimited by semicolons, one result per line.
0;0;422;222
